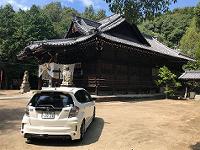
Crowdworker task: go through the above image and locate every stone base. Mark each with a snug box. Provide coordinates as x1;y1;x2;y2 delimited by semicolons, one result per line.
61;84;73;87
61;82;73;87
20;83;30;93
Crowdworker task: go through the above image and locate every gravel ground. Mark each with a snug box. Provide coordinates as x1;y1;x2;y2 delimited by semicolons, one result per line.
1;96;200;150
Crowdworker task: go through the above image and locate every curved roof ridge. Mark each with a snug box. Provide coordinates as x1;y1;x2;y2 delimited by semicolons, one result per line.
98;14;121;24
185;70;200;73
100;17;125;32
98;14;122;30
73;15;101;27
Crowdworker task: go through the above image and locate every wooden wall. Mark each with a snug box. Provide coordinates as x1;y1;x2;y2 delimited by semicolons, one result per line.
73;42;185;95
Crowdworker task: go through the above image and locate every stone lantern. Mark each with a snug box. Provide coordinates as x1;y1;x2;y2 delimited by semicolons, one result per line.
20;71;30;93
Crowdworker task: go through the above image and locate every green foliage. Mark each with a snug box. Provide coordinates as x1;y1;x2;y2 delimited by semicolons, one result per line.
105;0;177;23
43;3;106;38
183;60;200;70
26;5;56;41
96;9;107;21
139;7;195;48
195;2;200;30
186;80;200;91
82;5;96;20
43;2;79;38
0;4;58;63
179;18;200;58
0;5;17;61
178;3;200;70
82;5;106;21
156;66;181;98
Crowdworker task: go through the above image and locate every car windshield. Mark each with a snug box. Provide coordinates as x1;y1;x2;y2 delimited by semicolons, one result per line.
29;92;73;108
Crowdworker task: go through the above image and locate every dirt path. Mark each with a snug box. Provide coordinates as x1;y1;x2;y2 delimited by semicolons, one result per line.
1;98;200;150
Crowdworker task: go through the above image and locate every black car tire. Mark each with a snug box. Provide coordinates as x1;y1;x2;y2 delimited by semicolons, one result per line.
92;107;96;121
25;138;32;144
79;120;85;141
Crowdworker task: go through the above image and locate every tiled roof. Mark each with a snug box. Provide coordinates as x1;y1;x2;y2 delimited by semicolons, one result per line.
17;34;96;60
144;35;194;61
18;14;193;62
33;34;95;47
179;71;200;80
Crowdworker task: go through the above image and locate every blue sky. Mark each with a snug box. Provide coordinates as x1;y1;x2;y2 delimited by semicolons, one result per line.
0;0;199;15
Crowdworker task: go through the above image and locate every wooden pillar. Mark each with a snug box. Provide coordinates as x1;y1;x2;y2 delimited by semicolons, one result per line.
127;64;130;94
95;61;99;95
38;76;42;90
112;49;118;95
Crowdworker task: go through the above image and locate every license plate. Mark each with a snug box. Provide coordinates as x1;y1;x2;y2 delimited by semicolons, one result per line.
42;111;55;119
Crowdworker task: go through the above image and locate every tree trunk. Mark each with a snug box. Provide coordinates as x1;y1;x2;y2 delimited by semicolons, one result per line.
165;84;168;99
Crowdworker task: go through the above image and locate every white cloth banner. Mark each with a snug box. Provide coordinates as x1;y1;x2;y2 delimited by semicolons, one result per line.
39;63;75;80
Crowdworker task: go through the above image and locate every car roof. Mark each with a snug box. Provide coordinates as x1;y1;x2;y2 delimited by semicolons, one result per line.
39;87;85;94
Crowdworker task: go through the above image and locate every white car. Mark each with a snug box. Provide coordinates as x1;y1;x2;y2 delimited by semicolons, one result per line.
21;87;95;143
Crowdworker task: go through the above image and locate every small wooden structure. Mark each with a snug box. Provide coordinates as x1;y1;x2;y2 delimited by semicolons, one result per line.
18;14;193;95
179;71;200;99
179;71;200;80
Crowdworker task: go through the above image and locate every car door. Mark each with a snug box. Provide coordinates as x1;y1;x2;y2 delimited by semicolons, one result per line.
74;90;94;125
74;90;90;124
82;90;95;121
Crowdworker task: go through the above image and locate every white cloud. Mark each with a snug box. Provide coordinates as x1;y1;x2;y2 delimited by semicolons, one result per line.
0;0;29;10
80;0;93;6
66;0;93;6
67;0;74;3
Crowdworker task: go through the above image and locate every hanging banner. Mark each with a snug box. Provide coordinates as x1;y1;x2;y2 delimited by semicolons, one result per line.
39;63;75;80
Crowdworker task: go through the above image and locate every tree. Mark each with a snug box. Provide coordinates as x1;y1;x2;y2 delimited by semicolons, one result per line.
156;66;181;99
139;7;195;48
43;2;62;22
105;0;177;23
82;5;96;20
0;5;17;62
179;18;200;57
25;5;56;41
82;5;106;21
43;2;79;38
195;2;200;30
0;5;56;62
58;7;79;38
96;9;106;20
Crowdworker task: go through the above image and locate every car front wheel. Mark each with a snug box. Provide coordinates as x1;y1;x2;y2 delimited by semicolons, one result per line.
25;138;33;144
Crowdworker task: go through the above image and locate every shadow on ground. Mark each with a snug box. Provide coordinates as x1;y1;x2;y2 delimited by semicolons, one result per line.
95;96;166;103
190;142;200;150
31;117;104;147
0;108;24;131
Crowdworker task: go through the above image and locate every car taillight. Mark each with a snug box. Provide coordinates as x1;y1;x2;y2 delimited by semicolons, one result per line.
68;106;79;118
25;107;29;116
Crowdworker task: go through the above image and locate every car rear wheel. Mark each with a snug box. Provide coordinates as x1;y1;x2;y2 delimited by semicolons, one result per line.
92;107;95;121
79;120;85;141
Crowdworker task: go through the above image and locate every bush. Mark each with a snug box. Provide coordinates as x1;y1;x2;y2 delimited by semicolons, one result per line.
156;66;181;98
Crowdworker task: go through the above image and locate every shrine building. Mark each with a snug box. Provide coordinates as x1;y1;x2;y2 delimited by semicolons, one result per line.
18;14;193;95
